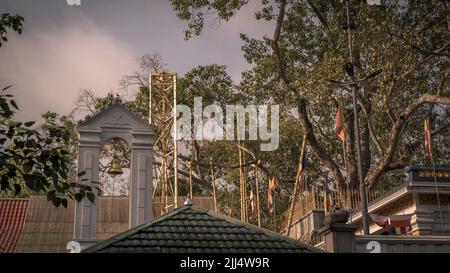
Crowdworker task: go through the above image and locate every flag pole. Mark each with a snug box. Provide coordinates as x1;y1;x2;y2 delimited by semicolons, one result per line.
273;189;276;231
343;139;351;207
432;162;445;235
255;165;261;227
286;135;307;236
189;159;193;201
342;133;353;214
428;116;445;235
345;0;369;235
210;159;218;213
244;163;248;223
238;141;244;221
339;105;350;208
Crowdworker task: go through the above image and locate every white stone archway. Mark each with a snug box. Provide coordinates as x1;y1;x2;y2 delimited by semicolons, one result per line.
73;100;155;246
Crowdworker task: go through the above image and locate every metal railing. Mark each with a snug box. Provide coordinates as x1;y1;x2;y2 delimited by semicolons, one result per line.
290;184;404;221
288;182;410;246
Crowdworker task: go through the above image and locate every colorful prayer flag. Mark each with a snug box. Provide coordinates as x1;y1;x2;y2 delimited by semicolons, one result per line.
323;189;333;212
249;189;256;218
335;107;345;142
298;151;307;195
370;213;412;235
268;177;277;214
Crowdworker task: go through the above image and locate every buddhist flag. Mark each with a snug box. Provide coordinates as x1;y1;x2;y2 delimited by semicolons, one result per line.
268;177;277;214
335;107;345;142
249;189;256;218
298;151;307;195
323;185;333;212
424;119;433;160
388;214;413;235
371;214;412;235
370;214;389;230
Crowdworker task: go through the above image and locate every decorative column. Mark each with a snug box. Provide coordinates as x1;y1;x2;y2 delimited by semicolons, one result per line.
74;131;101;249
318;207;356;253
319;223;358;253
129;130;154;228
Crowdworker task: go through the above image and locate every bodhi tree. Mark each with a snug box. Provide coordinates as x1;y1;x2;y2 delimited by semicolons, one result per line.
170;0;450;191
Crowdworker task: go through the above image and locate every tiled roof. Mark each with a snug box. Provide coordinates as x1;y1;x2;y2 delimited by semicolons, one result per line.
0;199;29;253
83;205;324;253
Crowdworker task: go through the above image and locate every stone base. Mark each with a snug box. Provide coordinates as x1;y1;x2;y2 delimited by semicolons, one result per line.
318;223;358;253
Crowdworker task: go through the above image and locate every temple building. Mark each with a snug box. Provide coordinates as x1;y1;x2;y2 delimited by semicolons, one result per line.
284;166;450;253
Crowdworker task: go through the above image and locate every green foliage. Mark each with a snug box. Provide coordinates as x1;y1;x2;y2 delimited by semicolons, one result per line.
0;13;24;47
178;64;237;107
0;89;97;207
170;0;248;40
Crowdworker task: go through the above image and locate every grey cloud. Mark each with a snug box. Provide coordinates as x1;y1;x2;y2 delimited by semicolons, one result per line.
0;13;137;121
0;0;273;122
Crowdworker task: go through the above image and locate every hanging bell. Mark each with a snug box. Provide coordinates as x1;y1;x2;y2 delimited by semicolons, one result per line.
108;156;123;176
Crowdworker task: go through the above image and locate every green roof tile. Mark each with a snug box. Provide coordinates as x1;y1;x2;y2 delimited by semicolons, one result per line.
83;205;324;253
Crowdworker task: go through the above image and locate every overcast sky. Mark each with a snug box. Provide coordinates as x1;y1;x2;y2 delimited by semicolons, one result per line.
0;0;273;121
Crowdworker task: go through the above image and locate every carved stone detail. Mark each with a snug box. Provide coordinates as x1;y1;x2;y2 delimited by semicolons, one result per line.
418;194;450;205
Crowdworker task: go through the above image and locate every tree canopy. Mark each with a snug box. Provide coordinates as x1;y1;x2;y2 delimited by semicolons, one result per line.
169;0;450;189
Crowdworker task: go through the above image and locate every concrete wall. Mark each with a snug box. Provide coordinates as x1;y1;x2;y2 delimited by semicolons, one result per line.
356;235;450;253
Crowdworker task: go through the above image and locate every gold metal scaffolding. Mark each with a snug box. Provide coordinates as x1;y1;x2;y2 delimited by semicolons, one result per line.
149;72;178;215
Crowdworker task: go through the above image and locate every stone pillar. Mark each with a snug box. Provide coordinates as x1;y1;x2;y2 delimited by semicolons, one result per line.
129;131;154;228
319;223;358;253
74;132;100;247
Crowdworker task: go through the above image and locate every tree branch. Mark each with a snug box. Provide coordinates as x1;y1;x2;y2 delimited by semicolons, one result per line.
358;95;383;156
272;0;287;85
269;0;344;186
366;93;450;187
387;30;450;58
391;121;450;170
305;0;328;29
298;98;345;186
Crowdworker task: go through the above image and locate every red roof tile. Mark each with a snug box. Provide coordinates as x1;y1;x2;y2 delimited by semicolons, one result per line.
0;199;29;253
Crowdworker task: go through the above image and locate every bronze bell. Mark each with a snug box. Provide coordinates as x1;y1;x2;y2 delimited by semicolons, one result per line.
108;156;123;176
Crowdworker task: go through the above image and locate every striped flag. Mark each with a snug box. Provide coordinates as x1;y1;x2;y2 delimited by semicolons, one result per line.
249;189;256;218
323;189;333;212
335;107;345;142
370;214;389;230
424;119;433;161
298;150;307;195
371;214;412;235
268;177;277;214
